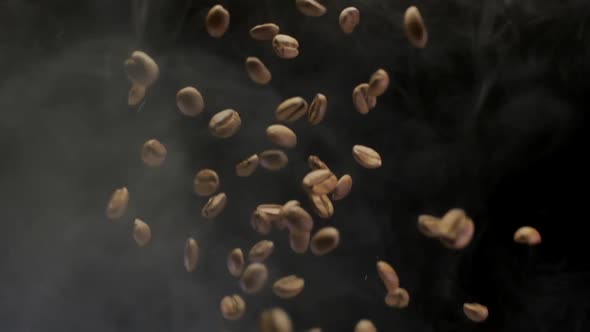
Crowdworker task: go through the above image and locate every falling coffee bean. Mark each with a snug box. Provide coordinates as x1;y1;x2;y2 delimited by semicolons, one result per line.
227;248;245;277
240;263;269;294
266;124;297;148
289;231;311;254
250;23;280;41
193;169;220;197
236;154;259;177
106;187;129;220
260;150;289;171
272;275;305;299
367;69;390;97
246;57;272;84
209;109;241;138
308;155;329;171
310;227;340;256
124;50;159;87
206;5;230;38
308;93;328;125
404;6;428;49
133;218;151;246
220;294;246;320
513;226;542;245
248;240;275;263
463;303;489;322
385;288;410;308
339;7;360;34
331;174;352;201
352;83;377;114
141;139;167;167
201;192;227;219
302;169;338;195
295;0;326;17
176;86;205;116
376;260;400;292
276;96;308;122
354;319;377;332
352;145;382;169
184;237;199;272
272;34;300;59
259;308;293;332
309;194;334;219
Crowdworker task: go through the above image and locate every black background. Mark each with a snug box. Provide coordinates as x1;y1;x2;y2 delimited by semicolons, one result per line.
1;0;589;331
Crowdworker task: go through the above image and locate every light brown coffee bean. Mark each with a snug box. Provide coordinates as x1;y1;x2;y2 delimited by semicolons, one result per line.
273;275;305;299
303;169;338;195
276;96;308;122
257;204;283;221
438;209;474;249
266;124;297;148
250;23;280;41
352;83;377;114
308;155;329;171
106;187;129;220
133;218;151;246
278;200;300;230
331;174;352;201
236;154;259;177
354;319;377;332
404;6;428;49
513;226;542;246
308;93;328;125
246;57;272;85
201;192;227;219
176;87;205;116
259;150;289;171
193;169;220;197
251;210;273;235
289;231;310;254
209;109;241;138
417;214;442;238
376;261;400;292
124;51;159;87
309;194;334;219
128;84;146;107
385;288;410;308
227;248;245;277
259;308;293;332
206;5;230;38
367;69;390;97
240;263;268;294
295;0;326;17
141;139;167;167
220;294;246;320
272;34;300;59
249;240;275;262
339;7;360;34
282;205;314;233
310;227;340;256
463;303;489;322
352;145;382;169
184;237;199;272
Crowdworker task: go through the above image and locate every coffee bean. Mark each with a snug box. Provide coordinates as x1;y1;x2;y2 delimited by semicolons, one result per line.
352;145;382;169
513;226;541;246
133;218;151;246
273;275;305;299
404;6;428;49
367;69;390;97
276;96;308;122
220;294;246;320
272;34;300;59
282;205;314;233
236;154;259;177
309;194;334;219
128;84;146;107
259;308;293;332
308;155;329;171
201;192;227;219
295;0;326;17
385;288;410;308
463;303;488;322
124;51;159;87
251;210;273;235
227;248;245;277
246;57;272;85
250;23;280;41
307;93;328;125
249;240;275;263
289;231;311;254
209;109;241;138
417;214;442;238
141;139;167;167
257;204;283;221
352;83;377;114
267;124;297;148
184;237;199;272
376;261;399;292
193;169;220;197
310;227;340;256
206;5;230;38
339;7;360;34
278;200;301;230
302;169;338;195
240;263;268;294
438;209;474;249
354;319;377;332
331;174;352;201
106;187;129;220
176;87;205;116
260;150;289;171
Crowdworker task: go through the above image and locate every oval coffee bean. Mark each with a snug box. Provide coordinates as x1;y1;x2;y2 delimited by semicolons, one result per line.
133;218;151;246
308;93;327;125
339;7;360;34
417;214;442;238
272;34;300;59
259;150;289;171
276;96;308;122
266;124;297;148
385;288;410;308
201;192;227;219
236;154;259;177
308;155;329;170
176;87;205;116
295;0;326;17
513;226;542;246
206;5;230;38
184;237;199;272
106;187;129;220
289;231;310;254
404;6;428;49
438;209;474;249
352;145;382;169
259;308;293;332
352;83;377;114
376;260;400;292
367;69;390;97
245;57;272;85
124;51;159;86
354;319;377;332
272;275;305;299
463;303;489;322
240;263;268;294
193;169;220;197
128;84;146;107
251;210;273;235
302;169;338;195
220;294;246;320
282;205;314;233
310;227;340;256
278;200;301;230
141;139;167;167
209;109;241;138
250;23;280;41
227;248;245;277
331;174;352;201
309;194;334;219
257;204;283;221
249;240;275;263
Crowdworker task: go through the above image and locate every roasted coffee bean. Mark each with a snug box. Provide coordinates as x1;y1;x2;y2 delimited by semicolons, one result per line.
309;194;334;219
276;96;308;122
303;169;338;195
404;6;428;49
251;210;273;235
257;204;283;221
209;109;241;138
128;84;146;107
260;150;289;171
250;23;280;40
133;219;151;246
289;231;310;254
259;308;293;332
352;83;377;114
201;192;227;219
463;303;489;322
331;174;352;201
339;7;360;34
278;200;301;230
240;263;269;294
310;227;340;256
282;205;314;233
141;139;167;167
438;209;474;249
295;0;326;17
184;237;199;272
376;260;400;292
193;169;220;197
273;275;305;299
513;226;542;245
206;5;230;38
124;51;159;86
246;57;272;84
308;155;329;170
385;288;410;308
308;93;327;125
417;214;442;238
367;69;390;97
267;124;297;148
249;240;275;262
236;154;259;177
354;319;377;332
352;145;382;169
220;294;246;320
227;248;245;277
176;87;205;116
272;34;300;59
106;187;129;220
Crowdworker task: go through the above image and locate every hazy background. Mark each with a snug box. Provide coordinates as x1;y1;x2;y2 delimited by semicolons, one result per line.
0;0;589;331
